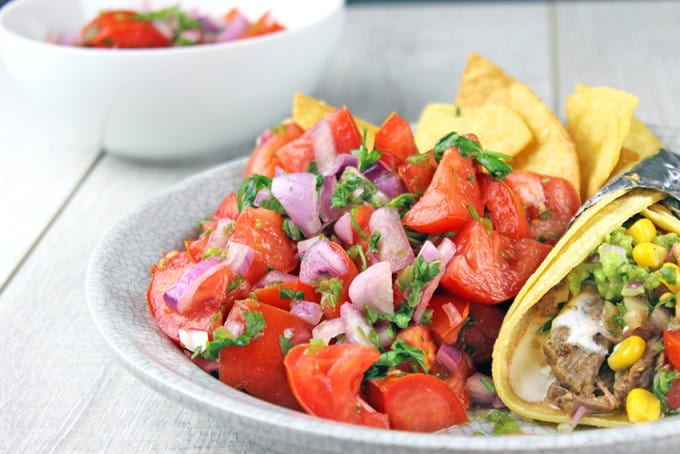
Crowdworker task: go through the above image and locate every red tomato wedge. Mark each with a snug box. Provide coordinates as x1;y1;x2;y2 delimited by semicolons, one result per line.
242;11;285;38
429;293;470;345
665;376;680;411
214;192;239;220
397;150;437;196
82;11;172;48
185;235;210;263
230;207;298;276
440;220;552;304
218;299;312;410
365;373;468;432
504;170;580;245
253;279;320;310
147;252;227;344
374;113;419;162
326;107;363;155
456;303;506;366
402;149;482;234
664;329;680;372
244;123;304;178
284;343;384;426
479;174;530;239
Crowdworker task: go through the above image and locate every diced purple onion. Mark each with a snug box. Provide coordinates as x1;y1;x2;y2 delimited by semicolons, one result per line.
323;153;359;178
297;235;323;257
369;207;414;272
465;372;505;408
271;173;322;238
312;318;345;345
253;271;297;289
290;301;323;325
217;11;250;42
179;29;201;43
206;218;234;250
413;239;455;323
333;212;354;244
164;257;222;312
52;32;81;46
299;239;349;285
436;344;463;371
310;120;337;174
375;321;395;348
225;242;255;277
340;303;373;345
319;176;344;223
362;161;408;199
224;317;245;337
190;12;221;34
152;20;174;40
253;188;273;207
348;261;394;314
178;328;208;352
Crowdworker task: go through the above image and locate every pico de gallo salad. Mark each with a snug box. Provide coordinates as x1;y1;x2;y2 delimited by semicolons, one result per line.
50;6;284;48
147;107;580;432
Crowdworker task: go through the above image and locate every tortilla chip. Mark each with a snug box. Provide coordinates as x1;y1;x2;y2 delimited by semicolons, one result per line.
619;116;664;170
566;83;639;200
455;53;581;197
415;103;533;156
292;93;378;149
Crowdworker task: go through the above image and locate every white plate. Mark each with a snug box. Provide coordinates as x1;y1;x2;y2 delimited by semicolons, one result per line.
86;125;680;453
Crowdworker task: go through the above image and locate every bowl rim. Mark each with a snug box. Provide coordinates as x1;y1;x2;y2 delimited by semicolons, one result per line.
0;0;344;57
86;144;680;453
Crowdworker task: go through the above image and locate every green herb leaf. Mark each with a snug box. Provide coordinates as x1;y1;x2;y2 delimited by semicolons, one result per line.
279;288;305;301
352;129;381;171
279;335;294;356
332;169;385;208
433;132;512;179
364;338;428;380
193;310;266;360
236;174;273;212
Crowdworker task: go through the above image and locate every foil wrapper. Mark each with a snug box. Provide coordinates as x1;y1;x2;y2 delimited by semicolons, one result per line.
574;148;680;219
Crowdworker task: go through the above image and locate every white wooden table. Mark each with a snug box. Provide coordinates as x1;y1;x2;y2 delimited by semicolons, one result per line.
1;1;679;452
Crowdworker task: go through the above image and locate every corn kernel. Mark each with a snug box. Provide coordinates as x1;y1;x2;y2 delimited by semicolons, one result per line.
626;388;661;423
632;242;667;268
607;335;646;370
627;218;657;245
661;263;680;293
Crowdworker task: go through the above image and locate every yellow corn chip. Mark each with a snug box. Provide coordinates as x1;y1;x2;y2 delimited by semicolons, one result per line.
292;93;378;149
455;54;580;197
415;103;533;156
566;83;639;200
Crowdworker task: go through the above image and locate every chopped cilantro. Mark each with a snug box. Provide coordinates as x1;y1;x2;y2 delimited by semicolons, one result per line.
202;247;222;259
368;231;381;254
331;169;385;208
455;106;462;117
193;311;265;360
467;204;481;221
316;277;343;309
283;218;303;241
347;244;368;270
480;378;496;394
236;174;272;212
433;132;512;179
662;265;677;285
279;288;304;301
485;409;522;435
539;210;556;220
352;129;381;171
653;368;680;415
279;335;294;356
386;193;418;213
406;153;430;166
364;338;428;380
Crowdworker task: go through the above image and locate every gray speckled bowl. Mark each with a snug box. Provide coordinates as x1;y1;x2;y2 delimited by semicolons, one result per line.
86;126;680;454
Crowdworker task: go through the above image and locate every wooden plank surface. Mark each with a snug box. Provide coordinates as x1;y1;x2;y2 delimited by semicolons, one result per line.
4;1;680;452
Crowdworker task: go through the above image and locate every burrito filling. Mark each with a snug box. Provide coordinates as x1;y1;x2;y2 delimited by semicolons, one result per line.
515;216;680;424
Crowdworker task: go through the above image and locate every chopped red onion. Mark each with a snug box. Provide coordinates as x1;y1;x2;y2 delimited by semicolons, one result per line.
570;405;588;427
375;321;395;348
465;373;504;408
225;242;255;277
333;212;354;244
348;261;394;314
175;262;229;313
310;120;337;174
253;271;297;289
206;218;234;250
190;12;221;34
164;257;222;312
340;303;373;345
253;188;273;207
299;239;349;285
224;317;245;338
52;32;81;46
323;153;359;178
217;10;250;42
312;318;345;345
271;173;322;238
319;176;344;223
152;20;174;40
290;301;323;325
179;29;201;43
436;344;463;371
297;235;323;257
178;328;208;352
362;161;408;199
368;207;414;272
413;238;456;323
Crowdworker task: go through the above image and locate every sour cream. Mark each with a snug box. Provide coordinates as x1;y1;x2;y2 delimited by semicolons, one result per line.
551;291;607;355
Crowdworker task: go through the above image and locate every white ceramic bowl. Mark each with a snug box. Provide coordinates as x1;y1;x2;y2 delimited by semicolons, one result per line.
0;0;344;160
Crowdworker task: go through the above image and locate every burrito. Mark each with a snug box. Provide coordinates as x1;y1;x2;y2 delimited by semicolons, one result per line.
493;151;680;427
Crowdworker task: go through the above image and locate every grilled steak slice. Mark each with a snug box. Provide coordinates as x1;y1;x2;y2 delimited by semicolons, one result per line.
613;337;660;402
547;379;619;415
